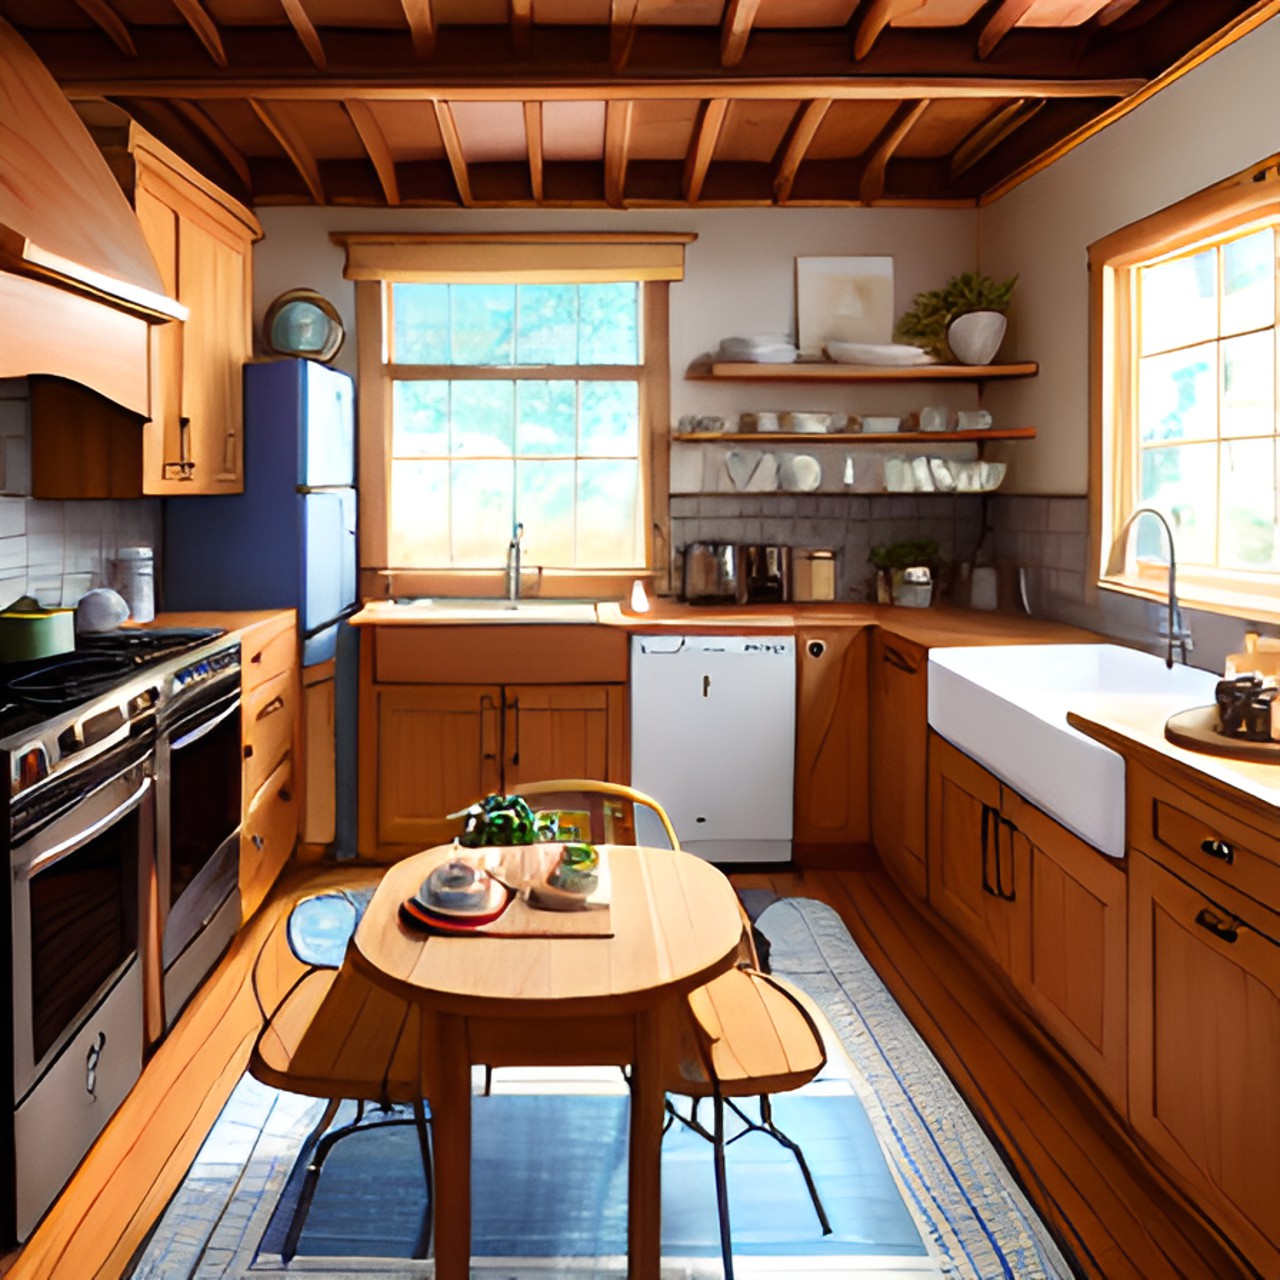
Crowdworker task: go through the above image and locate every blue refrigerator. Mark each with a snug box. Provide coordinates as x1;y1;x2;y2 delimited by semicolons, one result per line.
163;357;359;854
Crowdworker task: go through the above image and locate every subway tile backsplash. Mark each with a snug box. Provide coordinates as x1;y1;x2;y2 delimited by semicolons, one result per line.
0;380;160;609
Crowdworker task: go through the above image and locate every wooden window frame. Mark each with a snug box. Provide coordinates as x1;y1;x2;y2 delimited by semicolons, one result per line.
1089;156;1280;624
334;232;693;602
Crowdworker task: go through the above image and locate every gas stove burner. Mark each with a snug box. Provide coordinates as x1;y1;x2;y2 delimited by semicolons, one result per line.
7;653;141;706
78;626;225;661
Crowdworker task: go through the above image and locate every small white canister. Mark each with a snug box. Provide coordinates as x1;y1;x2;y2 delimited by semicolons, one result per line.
117;546;156;623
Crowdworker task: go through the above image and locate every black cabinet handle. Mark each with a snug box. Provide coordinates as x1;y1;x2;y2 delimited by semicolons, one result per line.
1200;837;1234;865
509;695;521;766
1195;907;1239;944
981;804;997;897
882;644;920;676
997;816;1018;902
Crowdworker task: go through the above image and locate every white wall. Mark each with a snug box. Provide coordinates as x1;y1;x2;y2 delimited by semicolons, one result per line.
979;17;1280;495
252;204;978;425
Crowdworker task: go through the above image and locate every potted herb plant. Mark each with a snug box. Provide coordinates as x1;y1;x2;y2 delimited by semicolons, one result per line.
868;537;940;606
896;271;1017;364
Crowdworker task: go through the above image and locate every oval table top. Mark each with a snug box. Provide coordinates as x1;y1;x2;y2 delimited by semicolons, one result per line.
351;842;745;1018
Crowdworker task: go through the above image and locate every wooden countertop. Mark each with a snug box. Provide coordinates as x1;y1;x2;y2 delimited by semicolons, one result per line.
1067;696;1280;825
151;608;296;635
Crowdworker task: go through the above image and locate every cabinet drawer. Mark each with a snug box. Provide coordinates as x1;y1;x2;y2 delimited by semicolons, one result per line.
243;669;294;799
1130;761;1280;908
241;755;298;918
241;615;297;692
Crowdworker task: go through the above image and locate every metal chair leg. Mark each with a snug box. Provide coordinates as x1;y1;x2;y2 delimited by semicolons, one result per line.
411;1096;434;1259
711;1085;735;1280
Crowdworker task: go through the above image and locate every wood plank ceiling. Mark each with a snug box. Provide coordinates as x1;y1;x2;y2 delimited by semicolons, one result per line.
1;0;1276;209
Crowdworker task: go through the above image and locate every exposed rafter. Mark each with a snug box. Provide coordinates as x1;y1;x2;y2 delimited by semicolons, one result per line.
950;97;1043;177
400;0;437;58
168;99;252;187
433;100;473;205
280;0;326;70
772;98;831;204
344;99;400;204
610;0;641;73
979;0;1039;59
523;101;543;202
860;98;929;201
720;0;762;68
250;98;325;202
604;100;633;208
171;0;228;68
854;0;927;61
684;98;727;204
75;0;137;57
510;0;533;56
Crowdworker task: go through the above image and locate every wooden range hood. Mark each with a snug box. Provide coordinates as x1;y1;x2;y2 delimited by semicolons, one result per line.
0;17;183;416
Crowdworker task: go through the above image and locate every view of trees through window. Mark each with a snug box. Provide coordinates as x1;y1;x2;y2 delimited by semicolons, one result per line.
1136;226;1278;573
385;281;644;570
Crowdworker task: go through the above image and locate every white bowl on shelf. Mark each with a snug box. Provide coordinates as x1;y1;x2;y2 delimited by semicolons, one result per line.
862;416;901;434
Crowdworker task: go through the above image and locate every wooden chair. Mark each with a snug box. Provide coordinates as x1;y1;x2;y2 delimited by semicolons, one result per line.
249;891;431;1262
658;964;832;1280
509;777;681;849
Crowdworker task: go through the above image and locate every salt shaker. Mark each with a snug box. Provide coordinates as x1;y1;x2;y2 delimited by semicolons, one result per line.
117;546;155;623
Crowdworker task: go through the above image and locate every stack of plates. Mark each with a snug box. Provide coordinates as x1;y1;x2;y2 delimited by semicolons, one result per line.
717;334;798;363
400;857;513;933
826;341;935;366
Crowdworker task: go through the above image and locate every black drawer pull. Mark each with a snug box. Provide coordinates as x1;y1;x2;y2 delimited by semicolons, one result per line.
251;833;265;850
1195;907;1239;944
1199;837;1234;864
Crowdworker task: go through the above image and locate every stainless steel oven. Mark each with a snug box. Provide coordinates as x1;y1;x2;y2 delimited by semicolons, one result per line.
155;640;242;1030
4;671;158;1242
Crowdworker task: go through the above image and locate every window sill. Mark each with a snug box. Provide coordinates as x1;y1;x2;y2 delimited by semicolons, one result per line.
1099;572;1280;628
366;567;651;603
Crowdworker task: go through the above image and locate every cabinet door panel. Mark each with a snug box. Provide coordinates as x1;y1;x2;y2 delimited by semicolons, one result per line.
870;632;927;897
1008;792;1127;1112
376;686;500;846
928;734;1019;969
1130;854;1280;1268
505;685;623;789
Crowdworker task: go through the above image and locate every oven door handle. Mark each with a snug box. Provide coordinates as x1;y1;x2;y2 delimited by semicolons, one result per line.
170;696;241;751
17;775;153;882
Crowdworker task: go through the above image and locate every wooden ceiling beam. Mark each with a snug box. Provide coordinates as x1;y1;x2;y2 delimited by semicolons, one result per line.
611;0;641;73
433;100;473;205
280;0;326;69
171;0;228;68
523;101;543;202
854;0;927;61
860;97;929;200
400;0;437;58
344;99;400;204
604;99;633;208
772;98;830;204
166;98;253;187
978;0;1039;59
1098;0;1171;28
60;76;1145;103
950;97;1043;177
684;98;727;204
720;0;762;68
250;98;325;202
75;0;136;56
510;0;533;56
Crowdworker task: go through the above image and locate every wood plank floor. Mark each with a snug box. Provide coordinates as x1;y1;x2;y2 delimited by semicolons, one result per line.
1;856;1262;1280
733;864;1262;1280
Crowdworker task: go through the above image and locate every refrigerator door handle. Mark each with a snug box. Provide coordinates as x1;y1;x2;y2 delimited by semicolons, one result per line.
302;603;361;640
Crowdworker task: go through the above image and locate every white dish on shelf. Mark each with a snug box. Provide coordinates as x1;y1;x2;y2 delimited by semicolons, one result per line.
778;454;822;492
780;411;833;433
825;341;937;366
862;416;901;434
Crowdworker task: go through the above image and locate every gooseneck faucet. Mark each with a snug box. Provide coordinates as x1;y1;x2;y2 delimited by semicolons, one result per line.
1104;505;1194;668
505;521;524;601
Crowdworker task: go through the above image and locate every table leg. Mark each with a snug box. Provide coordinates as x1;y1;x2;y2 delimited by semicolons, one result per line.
628;1008;663;1280
427;1012;472;1280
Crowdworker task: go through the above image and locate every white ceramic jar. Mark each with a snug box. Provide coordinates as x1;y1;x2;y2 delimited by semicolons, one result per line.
117;546;155;623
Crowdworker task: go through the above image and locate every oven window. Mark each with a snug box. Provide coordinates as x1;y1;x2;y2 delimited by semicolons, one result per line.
169;704;241;909
29;811;139;1063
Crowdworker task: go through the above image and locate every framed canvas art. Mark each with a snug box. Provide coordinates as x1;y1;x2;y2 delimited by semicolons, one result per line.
796;256;894;356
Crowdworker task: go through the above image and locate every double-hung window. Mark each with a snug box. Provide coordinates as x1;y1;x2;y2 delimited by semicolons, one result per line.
1091;162;1280;618
336;232;692;599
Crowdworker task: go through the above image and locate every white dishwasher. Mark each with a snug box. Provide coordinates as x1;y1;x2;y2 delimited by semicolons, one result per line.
630;634;795;863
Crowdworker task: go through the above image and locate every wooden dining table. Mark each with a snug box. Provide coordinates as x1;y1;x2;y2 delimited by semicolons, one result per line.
348;841;746;1280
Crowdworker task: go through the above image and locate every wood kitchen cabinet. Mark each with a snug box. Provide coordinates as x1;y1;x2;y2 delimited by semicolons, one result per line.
360;623;628;857
928;733;1128;1112
238;612;299;917
869;630;928;898
40;120;262;498
1127;760;1280;1276
794;627;871;866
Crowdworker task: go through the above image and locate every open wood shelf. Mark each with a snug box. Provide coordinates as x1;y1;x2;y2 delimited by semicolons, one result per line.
673;428;1036;444
686;359;1039;382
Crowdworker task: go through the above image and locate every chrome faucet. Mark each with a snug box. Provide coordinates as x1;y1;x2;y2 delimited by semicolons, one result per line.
1105;505;1194;668
505;521;524;601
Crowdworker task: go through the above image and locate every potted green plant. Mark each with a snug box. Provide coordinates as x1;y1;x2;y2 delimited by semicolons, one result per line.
896;271;1017;364
869;537;940;605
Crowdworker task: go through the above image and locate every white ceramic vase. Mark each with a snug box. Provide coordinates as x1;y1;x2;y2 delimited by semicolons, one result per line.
947;310;1007;365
